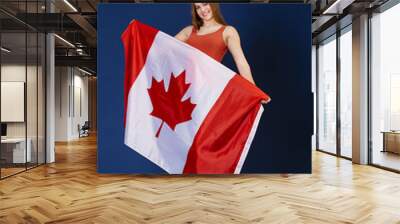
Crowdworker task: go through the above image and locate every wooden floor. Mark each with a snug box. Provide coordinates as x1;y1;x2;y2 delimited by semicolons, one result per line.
1;163;45;178
1;167;26;178
1;135;400;223
373;150;400;171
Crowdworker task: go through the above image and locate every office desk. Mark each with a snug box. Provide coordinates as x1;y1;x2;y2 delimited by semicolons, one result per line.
1;138;31;163
382;131;400;154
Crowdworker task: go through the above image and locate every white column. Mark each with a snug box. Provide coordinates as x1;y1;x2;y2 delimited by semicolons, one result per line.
352;14;369;164
46;1;55;163
46;33;55;163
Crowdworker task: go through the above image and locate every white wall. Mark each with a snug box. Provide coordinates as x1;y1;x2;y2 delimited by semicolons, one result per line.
55;66;69;141
55;66;89;141
70;72;89;139
1;64;39;137
1;65;26;134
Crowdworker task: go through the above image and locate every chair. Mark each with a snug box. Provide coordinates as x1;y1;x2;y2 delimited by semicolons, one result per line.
78;121;90;138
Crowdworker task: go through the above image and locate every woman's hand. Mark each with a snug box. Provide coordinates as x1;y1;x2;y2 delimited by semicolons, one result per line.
261;98;271;104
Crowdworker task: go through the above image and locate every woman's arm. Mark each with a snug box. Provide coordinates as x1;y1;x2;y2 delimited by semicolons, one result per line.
175;26;193;42
224;26;255;84
224;26;270;104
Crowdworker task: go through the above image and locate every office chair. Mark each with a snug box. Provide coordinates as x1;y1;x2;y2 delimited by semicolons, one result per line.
79;121;90;138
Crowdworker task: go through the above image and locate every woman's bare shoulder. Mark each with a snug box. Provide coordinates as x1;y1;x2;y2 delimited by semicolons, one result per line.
181;25;194;34
223;26;240;44
176;25;194;41
224;26;239;36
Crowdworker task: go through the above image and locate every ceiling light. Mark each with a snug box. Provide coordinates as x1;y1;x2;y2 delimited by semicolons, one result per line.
78;67;93;76
1;47;11;53
323;0;342;14
54;34;75;48
76;48;85;55
322;0;354;15
63;0;78;12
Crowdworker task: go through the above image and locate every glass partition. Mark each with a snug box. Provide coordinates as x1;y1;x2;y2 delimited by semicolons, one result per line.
1;30;28;177
0;1;46;179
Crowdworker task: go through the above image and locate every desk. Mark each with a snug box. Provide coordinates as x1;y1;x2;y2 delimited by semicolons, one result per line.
382;131;400;154
1;138;31;163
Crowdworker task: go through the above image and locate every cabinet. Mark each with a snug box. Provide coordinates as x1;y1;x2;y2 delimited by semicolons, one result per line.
1;138;32;164
382;132;400;154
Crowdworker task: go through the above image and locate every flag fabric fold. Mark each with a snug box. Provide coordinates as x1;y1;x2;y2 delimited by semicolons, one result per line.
122;20;269;174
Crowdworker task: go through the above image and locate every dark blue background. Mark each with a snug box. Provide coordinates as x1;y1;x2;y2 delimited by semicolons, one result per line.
98;3;312;173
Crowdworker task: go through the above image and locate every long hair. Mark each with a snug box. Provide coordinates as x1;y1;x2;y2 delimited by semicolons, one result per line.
191;3;227;30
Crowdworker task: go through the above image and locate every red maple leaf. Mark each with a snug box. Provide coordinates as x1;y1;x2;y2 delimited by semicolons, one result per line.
147;70;196;138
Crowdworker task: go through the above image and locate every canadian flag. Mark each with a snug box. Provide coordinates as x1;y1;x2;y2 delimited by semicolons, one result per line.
122;20;270;174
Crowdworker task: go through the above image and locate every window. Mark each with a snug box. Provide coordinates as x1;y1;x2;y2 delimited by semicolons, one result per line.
317;36;337;154
370;2;400;171
339;28;352;158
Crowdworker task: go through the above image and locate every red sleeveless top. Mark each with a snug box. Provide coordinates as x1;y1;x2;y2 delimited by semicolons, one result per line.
185;26;228;62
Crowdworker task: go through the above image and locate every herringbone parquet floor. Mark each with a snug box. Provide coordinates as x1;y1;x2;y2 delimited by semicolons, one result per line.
1;134;400;223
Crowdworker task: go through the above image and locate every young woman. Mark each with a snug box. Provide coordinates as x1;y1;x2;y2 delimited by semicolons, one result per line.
175;3;289;177
175;3;270;104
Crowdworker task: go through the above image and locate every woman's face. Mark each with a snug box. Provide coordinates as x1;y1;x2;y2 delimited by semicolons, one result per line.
194;3;213;22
